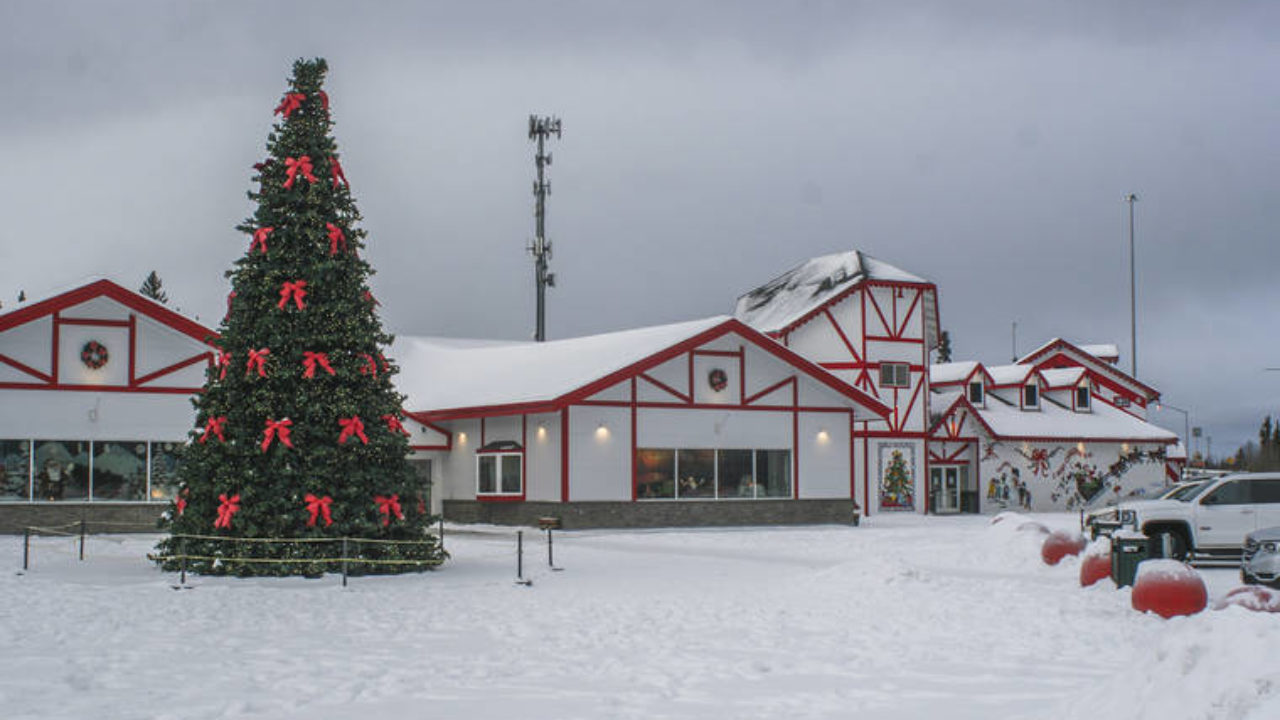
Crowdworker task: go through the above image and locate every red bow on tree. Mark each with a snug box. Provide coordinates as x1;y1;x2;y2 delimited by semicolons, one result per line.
382;414;410;436
359;353;378;377
374;494;404;526
338;415;369;445
274;92;306;118
326;223;347;255
175;492;188;516
225;291;236;321
213;493;241;529
378;353;391;372
329;156;347;188
199;416;227;444
283;156;317;189
362;290;380;307
277;280;308;310
216;349;231;380
304;493;334;528
318;90;329;111
246;348;270;377
250;227;273;254
261;418;294;452
302;351;335;379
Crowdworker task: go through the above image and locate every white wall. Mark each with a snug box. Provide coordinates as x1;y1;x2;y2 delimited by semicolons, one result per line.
525;412;561;502
567;405;631;501
797;411;851;499
0;389;196;441
638;407;790;449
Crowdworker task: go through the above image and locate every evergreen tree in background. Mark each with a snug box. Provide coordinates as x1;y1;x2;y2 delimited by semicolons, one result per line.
139;270;168;304
156;59;444;576
936;330;952;363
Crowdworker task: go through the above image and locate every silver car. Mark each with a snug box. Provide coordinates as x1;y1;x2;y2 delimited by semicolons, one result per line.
1242;526;1280;588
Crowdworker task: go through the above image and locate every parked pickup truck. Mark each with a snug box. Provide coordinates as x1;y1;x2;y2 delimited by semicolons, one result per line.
1085;472;1280;562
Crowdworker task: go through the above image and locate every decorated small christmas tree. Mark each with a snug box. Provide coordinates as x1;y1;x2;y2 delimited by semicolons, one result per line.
881;450;912;507
156;58;443;576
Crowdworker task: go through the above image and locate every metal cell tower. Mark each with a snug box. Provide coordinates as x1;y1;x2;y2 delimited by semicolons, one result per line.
528;115;561;342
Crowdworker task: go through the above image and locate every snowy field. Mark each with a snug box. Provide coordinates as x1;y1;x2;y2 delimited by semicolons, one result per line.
3;514;1279;720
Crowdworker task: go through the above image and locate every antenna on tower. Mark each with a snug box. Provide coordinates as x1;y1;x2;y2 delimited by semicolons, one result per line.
528;115;561;342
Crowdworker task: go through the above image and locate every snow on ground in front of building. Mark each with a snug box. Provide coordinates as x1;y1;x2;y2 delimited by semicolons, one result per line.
2;514;1278;720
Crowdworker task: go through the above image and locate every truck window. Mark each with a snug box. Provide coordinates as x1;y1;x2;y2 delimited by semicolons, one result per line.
1201;480;1250;506
1252;479;1280;504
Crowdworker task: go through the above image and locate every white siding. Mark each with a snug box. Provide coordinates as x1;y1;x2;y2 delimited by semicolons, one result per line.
797;411;851;499
0;389;195;441
525;412;561;502
0;316;52;373
638;408;791;449
567;405;630;501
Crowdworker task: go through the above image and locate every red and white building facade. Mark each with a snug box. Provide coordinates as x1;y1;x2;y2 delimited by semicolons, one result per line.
0;280;219;511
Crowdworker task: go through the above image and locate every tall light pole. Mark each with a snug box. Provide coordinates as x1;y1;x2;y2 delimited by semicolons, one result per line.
1155;402;1191;475
1126;193;1139;378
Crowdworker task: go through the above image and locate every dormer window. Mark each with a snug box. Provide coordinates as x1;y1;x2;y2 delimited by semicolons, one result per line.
968;381;984;405
1075;385;1091;411
1022;383;1039;409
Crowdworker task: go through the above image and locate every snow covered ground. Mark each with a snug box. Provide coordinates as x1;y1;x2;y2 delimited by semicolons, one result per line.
3;513;1279;720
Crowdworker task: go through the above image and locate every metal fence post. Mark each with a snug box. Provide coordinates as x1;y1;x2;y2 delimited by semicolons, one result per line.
547;527;554;567
78;519;86;561
341;537;349;588
517;530;524;582
179;536;188;586
23;528;30;571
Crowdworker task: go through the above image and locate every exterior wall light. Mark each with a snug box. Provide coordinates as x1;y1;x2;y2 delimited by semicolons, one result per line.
595;423;609;441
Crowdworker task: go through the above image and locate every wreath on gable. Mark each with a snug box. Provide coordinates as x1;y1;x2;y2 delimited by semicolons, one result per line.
80;340;109;370
708;368;728;392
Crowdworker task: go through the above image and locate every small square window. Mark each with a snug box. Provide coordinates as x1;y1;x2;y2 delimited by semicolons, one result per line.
880;363;910;388
968;381;984;404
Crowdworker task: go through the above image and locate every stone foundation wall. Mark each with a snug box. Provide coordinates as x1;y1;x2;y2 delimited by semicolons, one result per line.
443;499;860;530
0;504;166;535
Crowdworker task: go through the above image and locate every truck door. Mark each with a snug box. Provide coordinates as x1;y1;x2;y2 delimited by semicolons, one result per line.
1195;479;1257;549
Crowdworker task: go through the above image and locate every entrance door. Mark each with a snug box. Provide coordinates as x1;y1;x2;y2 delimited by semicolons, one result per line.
930;466;962;514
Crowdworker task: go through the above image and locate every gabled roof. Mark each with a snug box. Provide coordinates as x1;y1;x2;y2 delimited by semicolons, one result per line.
396;316;891;422
0;278;217;343
1017;337;1159;401
733;250;937;342
1039;367;1086;388
986;364;1038;386
1079;344;1120;363
930;389;1178;444
930;361;985;386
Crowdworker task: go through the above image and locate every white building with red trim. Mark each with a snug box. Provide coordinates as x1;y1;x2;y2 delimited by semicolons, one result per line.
0;280;218;524
733;250;940;515
927;339;1181;513
393;316;890;526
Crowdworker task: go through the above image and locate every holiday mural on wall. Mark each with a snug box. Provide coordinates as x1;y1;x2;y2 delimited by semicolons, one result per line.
878;443;916;511
980;440;1167;511
153;58;444;576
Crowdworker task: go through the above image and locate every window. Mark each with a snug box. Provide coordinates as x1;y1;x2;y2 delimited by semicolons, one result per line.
1252;479;1280;504
0;440;31;501
1202;480;1249;506
34;440;90;501
1075;385;1091;411
967;381;984;404
149;442;182;501
880;363;910;388
635;448;792;500
1022;384;1039;408
477;453;522;496
4;440;185;503
92;442;148;501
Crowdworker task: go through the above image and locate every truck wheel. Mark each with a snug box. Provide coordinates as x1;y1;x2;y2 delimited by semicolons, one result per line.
1150;529;1189;561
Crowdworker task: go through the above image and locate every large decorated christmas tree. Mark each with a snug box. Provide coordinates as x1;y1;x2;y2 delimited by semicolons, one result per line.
155;58;444;576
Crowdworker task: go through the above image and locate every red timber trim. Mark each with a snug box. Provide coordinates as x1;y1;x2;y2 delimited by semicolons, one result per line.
127;314;136;385
894;288;922;339
895;379;925;434
744;376;795;405
0;382;200;394
630;378;638;502
847;409;856;501
823;308;862;363
928;443;974;464
853;430;929;439
639;372;691;403
792;379;800;498
762;275;938;341
131;352;213;387
560;407;570;502
475;415;529;502
58;317;130;327
577;400;848;414
402;414;452;451
866;288;893;338
416;318;890;423
691;349;740;358
866;336;924;344
0;353;52;383
862;425;870;513
1018;340;1160;400
51;312;60;383
739;345;746;400
0;278;219;344
820;362;859;370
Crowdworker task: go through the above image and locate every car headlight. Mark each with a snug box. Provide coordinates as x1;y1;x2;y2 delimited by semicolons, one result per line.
1262;542;1280;553
1119;510;1137;524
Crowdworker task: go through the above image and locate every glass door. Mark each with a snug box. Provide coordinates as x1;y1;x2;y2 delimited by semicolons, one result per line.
931;466;962;514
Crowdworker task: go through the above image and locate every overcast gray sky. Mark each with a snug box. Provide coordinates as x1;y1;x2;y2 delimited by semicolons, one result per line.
2;1;1277;458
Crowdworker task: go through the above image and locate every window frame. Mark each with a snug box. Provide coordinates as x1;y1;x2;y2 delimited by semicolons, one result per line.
1074;385;1091;411
880;363;911;389
475;451;524;498
634;447;793;501
1022;383;1040;409
967;381;984;405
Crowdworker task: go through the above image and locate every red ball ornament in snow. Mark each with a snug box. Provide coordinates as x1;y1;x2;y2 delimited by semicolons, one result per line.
1041;531;1086;566
1079;551;1112;587
1214;585;1280;613
1132;560;1207;618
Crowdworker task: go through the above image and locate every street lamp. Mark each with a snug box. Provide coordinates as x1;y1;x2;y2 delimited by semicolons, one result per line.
1154;402;1190;475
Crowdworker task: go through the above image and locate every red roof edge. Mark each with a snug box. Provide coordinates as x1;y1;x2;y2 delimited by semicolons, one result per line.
0;279;219;345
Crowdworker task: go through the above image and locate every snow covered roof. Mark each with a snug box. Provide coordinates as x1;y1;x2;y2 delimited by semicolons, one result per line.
0;277;216;343
1039;367;1086;388
959;393;1177;443
733;250;931;335
930;361;980;385
393;316;890;420
986;364;1036;386
1079;344;1120;363
1017;338;1159;401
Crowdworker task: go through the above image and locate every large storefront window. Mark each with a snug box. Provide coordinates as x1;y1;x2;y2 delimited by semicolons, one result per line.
149;442;182;500
1;440;31;501
636;448;792;500
34;441;91;501
92;442;148;501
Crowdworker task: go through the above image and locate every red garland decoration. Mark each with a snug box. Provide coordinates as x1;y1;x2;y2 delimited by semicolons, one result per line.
246;348;270;378
378;353;391;373
358;353;378;377
198;416;227;444
383;414;410;436
250;227;273;254
304;494;334;528
213;493;241;529
338;416;369;445
216;349;231;380
329;156;347;188
277;280;308;310
274;92;306;118
326;223;347;255
302;351;335;379
374;494;404;526
283;156;317;189
318;90;329;112
80;340;109;370
261;418;294;452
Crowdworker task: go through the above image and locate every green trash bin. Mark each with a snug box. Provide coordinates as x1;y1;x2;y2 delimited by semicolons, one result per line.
1111;530;1149;588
